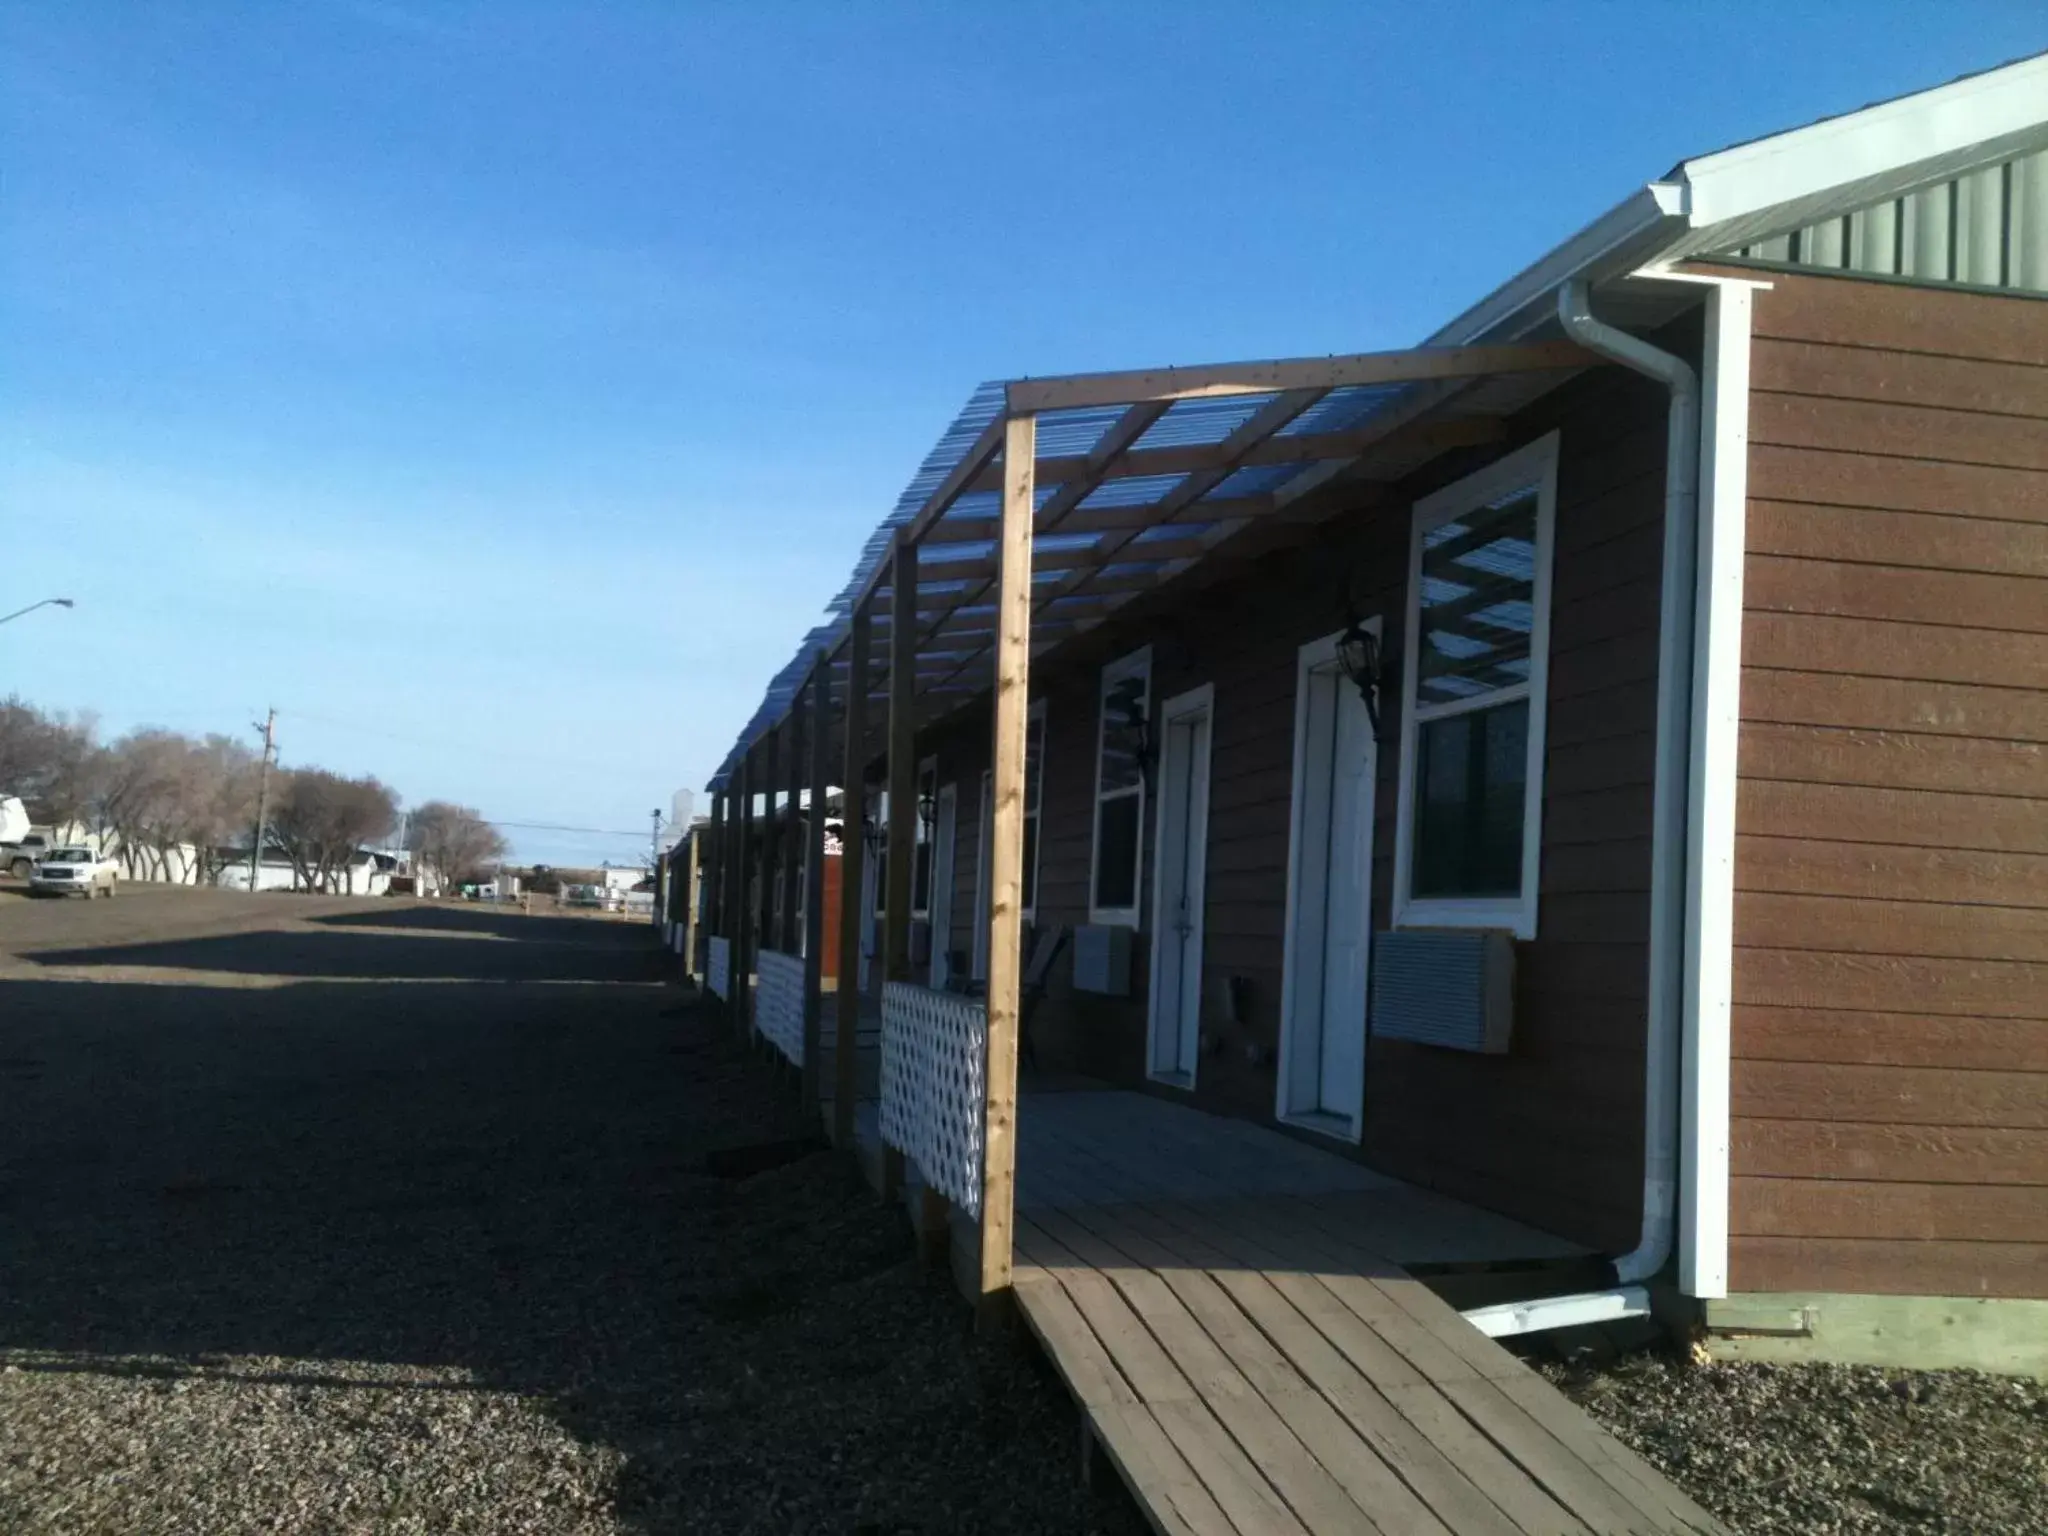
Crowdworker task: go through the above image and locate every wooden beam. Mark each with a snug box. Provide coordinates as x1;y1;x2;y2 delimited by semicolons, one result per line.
783;696;806;953
833;612;870;1150
884;534;919;985
1004;337;1592;413
732;751;754;1041
980;410;1034;1312
801;661;830;1106
959;412;1505;496
683;815;702;980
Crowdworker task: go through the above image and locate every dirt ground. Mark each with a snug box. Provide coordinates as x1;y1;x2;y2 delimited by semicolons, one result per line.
0;889;1144;1534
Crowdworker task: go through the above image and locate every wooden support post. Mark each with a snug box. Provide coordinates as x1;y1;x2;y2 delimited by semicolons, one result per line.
801;661;830;1107
756;727;778;976
683;821;702;980
884;533;919;983
732;753;754;1038
979;411;1035;1313
781;698;805;954
833;614;871;1150
881;535;919;1201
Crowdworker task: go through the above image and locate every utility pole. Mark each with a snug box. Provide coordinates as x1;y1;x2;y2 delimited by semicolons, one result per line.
249;708;276;893
650;807;662;871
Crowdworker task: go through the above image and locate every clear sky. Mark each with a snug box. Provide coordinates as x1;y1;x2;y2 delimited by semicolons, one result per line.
3;4;2038;865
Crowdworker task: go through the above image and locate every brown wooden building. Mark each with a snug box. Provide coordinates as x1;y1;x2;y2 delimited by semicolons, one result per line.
697;56;2046;1372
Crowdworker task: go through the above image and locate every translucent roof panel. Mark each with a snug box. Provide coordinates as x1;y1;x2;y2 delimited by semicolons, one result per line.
1079;473;1188;510
1275;382;1407;437
1203;462;1315;500
1031;405;1127;459
1132;393;1281;450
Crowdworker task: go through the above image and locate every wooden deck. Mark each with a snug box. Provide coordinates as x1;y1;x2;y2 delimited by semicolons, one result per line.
1002;1094;1720;1536
841;1067;1723;1534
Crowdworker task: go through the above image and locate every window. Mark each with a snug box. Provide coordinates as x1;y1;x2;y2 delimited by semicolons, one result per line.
1090;648;1152;927
912;759;937;917
1022;702;1045;920
1393;432;1557;940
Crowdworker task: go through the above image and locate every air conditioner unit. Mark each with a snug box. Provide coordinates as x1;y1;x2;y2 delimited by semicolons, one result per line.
1371;929;1514;1053
1072;923;1133;996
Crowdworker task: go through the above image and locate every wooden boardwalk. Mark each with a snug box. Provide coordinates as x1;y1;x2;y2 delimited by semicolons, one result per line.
1000;1093;1724;1536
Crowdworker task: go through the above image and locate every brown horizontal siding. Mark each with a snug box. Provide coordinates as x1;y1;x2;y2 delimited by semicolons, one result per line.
1730;270;2048;1301
1733;1178;2047;1242
1735;1121;2048;1185
1748;441;2048;524
1732;1237;2048;1299
1733;1060;2048;1130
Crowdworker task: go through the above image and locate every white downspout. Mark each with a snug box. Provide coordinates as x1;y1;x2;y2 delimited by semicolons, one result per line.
1558;278;1698;1288
1463;278;1701;1340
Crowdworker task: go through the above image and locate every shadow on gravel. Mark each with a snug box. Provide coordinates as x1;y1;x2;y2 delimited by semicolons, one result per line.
0;916;1142;1533
25;923;652;982
312;903;630;942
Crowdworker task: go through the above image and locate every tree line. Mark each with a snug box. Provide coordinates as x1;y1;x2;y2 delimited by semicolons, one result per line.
0;696;508;892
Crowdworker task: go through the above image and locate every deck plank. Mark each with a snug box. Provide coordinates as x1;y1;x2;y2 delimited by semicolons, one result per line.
998;1091;1723;1536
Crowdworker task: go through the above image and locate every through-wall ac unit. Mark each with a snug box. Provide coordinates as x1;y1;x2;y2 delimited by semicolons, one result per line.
1072;923;1133;996
1371;929;1514;1053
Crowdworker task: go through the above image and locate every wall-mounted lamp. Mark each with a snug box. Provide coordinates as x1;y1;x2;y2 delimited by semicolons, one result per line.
916;789;937;835
1111;680;1154;772
1336;618;1389;736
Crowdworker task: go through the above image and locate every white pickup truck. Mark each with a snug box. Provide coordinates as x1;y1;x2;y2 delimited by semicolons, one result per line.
29;846;120;899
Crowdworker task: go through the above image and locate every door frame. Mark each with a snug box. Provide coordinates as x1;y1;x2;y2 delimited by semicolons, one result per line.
1146;683;1215;1089
971;770;992;983
929;781;958;989
1275;621;1381;1142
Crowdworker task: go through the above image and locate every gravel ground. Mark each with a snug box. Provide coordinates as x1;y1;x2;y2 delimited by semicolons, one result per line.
1544;1351;2048;1535
0;894;1145;1534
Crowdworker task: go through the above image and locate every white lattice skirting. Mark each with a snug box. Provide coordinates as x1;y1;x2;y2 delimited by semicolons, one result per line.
880;983;987;1217
755;949;805;1066
706;936;731;1000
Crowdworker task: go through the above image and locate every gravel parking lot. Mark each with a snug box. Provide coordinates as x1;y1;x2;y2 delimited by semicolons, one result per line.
0;890;1143;1534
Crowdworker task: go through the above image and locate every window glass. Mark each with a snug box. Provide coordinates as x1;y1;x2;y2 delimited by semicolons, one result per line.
1093;795;1140;910
1396;434;1555;933
1412;700;1528;898
1416;487;1538;708
912;764;935;914
1091;654;1149;919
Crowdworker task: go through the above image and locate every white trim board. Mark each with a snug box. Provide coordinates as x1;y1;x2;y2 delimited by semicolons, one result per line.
1392;431;1559;941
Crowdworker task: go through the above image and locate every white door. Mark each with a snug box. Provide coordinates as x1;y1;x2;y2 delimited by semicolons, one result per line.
929;783;958;989
1278;625;1379;1138
858;790;879;993
1148;686;1213;1085
971;771;992;983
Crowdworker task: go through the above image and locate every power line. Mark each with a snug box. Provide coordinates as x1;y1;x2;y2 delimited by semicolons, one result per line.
489;819;664;839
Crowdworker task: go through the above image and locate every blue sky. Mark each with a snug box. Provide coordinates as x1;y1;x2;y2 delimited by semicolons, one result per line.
3;4;2038;865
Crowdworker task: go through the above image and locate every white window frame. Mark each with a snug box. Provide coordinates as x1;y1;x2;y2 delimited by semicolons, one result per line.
1392;431;1558;941
1022;699;1046;925
1088;646;1153;929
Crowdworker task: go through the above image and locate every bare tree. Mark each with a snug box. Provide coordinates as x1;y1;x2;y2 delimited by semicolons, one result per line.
0;696;99;834
406;801;508;892
269;769;398;892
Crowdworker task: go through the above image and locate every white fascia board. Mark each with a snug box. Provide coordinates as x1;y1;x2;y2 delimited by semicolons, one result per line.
1429;183;1687;344
1676;52;2048;227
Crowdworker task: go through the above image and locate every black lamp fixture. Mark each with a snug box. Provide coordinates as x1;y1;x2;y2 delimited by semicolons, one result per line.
1111;679;1154;772
1336;616;1388;735
916;787;937;835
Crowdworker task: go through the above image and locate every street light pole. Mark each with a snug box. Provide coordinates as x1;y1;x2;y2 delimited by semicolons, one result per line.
0;597;75;626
